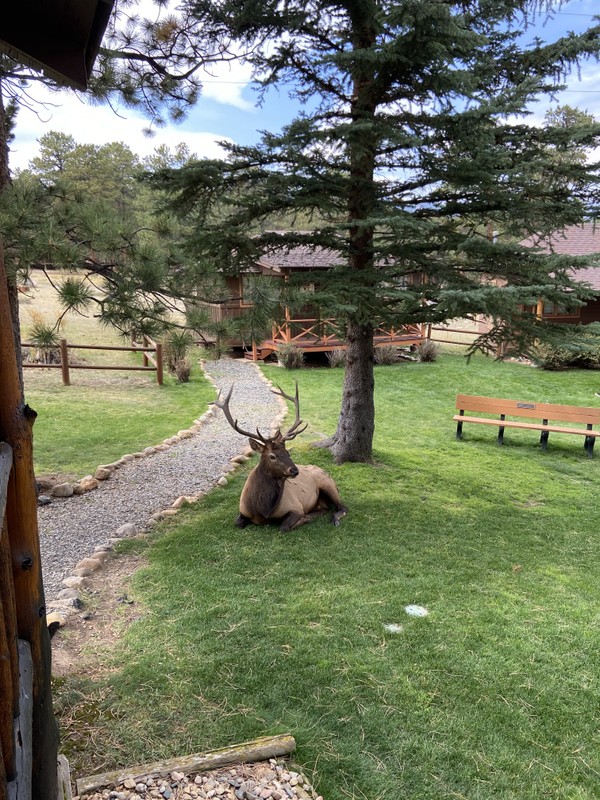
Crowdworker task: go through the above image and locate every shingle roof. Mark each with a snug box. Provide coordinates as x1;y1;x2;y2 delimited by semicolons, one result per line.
522;223;600;291
257;239;343;271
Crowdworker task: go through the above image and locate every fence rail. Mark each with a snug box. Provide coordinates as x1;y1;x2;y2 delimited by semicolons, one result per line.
22;337;163;386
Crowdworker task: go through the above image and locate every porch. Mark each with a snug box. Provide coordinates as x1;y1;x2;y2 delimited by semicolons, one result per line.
243;316;427;361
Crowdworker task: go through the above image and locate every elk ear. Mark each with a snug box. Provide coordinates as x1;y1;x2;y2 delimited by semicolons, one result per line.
249;438;264;453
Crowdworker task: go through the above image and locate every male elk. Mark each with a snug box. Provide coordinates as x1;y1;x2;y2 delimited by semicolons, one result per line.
214;383;347;532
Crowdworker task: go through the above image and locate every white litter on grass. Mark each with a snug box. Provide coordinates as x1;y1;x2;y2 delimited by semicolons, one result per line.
404;604;429;617
383;623;404;634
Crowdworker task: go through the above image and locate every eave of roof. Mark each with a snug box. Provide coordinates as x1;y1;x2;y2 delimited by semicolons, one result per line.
0;0;114;90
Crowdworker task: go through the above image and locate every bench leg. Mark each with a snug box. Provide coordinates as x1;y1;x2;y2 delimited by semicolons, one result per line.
585;435;595;458
540;429;549;451
497;415;505;446
456;413;464;440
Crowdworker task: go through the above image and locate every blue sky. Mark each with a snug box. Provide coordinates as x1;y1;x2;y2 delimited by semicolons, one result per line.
8;0;600;171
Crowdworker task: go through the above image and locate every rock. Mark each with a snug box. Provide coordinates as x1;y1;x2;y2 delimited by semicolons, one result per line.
75;557;103;573
57;588;80;601
52;483;74;498
97;465;115;474
178;430;193;439
170;771;185;782
62;576;91;590
132;452;146;459
37;494;52;506
120;454;135;462
115;523;137;538
123;778;136;790
217;476;228;487
95;468;112;481
46;611;67;629
172;496;188;509
160;509;178;517
71;567;93;578
79;476;100;492
231;455;247;464
144;447;157;455
91;549;111;564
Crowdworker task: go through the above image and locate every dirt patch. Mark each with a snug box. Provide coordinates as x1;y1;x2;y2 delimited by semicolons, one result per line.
51;550;147;679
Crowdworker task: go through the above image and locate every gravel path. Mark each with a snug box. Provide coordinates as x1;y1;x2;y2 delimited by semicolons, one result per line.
38;359;281;601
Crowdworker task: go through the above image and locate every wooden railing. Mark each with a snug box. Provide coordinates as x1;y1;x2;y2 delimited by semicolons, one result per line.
270;317;426;345
22;336;163;386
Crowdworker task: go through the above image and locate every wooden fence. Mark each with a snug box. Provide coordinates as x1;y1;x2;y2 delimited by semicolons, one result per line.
22;337;163;386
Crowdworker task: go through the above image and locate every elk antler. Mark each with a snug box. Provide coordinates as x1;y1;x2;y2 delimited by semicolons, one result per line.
271;382;308;442
213;385;270;443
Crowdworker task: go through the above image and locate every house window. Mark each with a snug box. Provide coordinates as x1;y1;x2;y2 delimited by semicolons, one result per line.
542;302;580;318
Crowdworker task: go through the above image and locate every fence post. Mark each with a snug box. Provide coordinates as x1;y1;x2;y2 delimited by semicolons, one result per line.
142;336;149;368
155;342;163;386
59;339;70;386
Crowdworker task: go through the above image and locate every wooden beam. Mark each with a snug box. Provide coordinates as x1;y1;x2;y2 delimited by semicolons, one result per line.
0;243;58;799
77;734;296;796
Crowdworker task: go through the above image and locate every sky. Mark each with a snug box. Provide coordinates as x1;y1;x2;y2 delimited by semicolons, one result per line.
7;0;600;172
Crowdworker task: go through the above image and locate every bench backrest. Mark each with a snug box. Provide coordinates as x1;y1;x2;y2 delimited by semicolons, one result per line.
455;394;600;425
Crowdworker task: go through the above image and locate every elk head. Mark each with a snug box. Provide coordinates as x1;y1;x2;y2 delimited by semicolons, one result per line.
213;382;307;480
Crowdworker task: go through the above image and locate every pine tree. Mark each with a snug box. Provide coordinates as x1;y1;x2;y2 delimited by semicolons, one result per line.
156;0;600;463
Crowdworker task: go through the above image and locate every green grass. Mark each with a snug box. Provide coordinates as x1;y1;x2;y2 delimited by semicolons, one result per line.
53;354;600;798
26;367;215;477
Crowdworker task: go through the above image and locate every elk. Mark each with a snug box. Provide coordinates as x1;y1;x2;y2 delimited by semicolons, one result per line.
214;383;347;532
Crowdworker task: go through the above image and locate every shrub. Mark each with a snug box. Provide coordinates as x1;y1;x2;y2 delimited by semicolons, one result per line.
276;343;304;369
535;326;600;370
374;345;399;365
326;348;346;368
175;358;192;383
26;318;60;364
417;339;440;363
164;330;196;373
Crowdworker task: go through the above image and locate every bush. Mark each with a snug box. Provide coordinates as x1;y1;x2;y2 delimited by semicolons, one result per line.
276;343;304;369
374;345;399;365
326;348;346;368
26;317;60;364
535;326;600;370
417;339;440;363
164;330;196;373
175;358;192;383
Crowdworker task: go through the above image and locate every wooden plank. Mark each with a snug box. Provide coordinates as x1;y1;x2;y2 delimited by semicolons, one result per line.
455;395;600;424
7;641;33;800
0;243;59;800
77;734;296;796
452;415;600;436
0;516;18;782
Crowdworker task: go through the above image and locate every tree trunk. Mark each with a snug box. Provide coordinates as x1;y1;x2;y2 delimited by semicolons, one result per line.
329;320;375;463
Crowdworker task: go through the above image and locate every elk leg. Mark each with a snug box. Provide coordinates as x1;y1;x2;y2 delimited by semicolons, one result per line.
279;508;333;532
236;513;251;528
331;505;348;526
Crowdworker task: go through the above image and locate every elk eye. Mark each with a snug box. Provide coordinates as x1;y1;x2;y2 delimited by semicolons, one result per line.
269;453;277;460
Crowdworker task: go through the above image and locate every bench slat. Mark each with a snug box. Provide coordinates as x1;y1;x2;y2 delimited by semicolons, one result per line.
452;415;600;436
455;394;600;425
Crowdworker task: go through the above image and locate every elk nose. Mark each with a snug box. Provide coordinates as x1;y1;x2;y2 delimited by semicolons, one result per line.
289;466;299;477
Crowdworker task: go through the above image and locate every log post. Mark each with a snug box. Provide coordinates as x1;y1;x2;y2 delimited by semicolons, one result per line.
59;339;70;386
142;336;149;368
155;342;163;386
0;242;59;800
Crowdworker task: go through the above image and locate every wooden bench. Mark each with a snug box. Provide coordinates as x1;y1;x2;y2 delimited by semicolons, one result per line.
454;394;600;457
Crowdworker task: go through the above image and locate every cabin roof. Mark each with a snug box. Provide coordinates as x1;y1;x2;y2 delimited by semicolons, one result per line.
0;0;114;90
522;223;600;292
257;240;343;273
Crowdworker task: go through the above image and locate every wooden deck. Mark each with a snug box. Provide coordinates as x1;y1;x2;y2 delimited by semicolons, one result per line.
245;318;426;360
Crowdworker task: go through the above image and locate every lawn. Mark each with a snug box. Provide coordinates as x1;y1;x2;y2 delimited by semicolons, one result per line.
20;269;215;477
53;354;600;799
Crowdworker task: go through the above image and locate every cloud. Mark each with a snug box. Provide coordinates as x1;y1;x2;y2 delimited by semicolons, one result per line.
9;88;237;171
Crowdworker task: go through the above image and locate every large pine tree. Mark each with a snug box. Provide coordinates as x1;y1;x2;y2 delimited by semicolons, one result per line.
157;0;600;463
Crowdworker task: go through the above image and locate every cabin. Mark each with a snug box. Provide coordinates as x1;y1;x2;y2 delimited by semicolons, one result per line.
0;2;114;798
522;223;600;323
206;240;427;360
